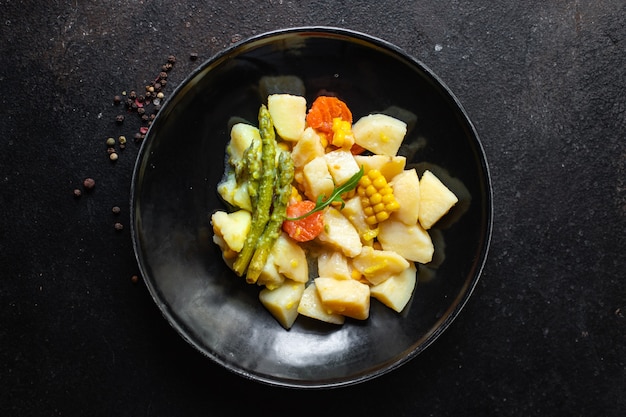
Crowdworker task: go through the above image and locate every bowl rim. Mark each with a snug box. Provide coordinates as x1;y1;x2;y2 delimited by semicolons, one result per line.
130;25;493;389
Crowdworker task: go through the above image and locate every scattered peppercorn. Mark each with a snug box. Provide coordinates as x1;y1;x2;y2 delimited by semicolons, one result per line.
106;137;116;147
73;188;82;198
113;95;122;105
131;275;139;284
115;114;125;124
118;135;126;145
109;152;119;161
190;52;198;61
129;90;137;100
83;177;95;190
112;206;121;215
114;222;124;231
167;55;176;64
107;147;116;155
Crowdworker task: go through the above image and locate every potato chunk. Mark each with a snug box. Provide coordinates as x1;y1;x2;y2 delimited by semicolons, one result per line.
314;277;370;320
297;283;345;325
390;168;420;225
378;219;434;264
317;250;352;280
271;232;308;283
316;207;363;258
210;210;251;253
353;154;406;181
228;123;260;161
370;262;417;313
259;280;305;329
323;149;360;185
302;156;334;201
352;246;410;285
352;114;407;156
418;170;459;229
267;94;307;141
291;127;325;169
255;252;285;290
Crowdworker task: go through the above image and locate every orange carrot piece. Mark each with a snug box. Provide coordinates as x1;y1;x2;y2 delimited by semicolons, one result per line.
282;200;325;242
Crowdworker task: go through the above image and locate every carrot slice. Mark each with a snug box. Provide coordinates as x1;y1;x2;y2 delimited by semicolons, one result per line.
282;200;325;242
306;96;352;143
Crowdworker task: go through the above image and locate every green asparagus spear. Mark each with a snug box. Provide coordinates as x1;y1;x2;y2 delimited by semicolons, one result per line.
232;105;277;276
242;137;262;209
246;151;295;283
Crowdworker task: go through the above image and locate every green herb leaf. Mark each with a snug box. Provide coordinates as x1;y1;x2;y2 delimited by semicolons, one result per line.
286;165;364;221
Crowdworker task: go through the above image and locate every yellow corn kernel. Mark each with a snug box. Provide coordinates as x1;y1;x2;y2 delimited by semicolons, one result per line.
365;215;378;225
385;201;400;212
319;132;329;149
356;168;400;227
375;211;390;222
381;193;394;204
290;186;303;202
365;185;377;197
362;227;379;242
331;117;355;149
372;175;387;189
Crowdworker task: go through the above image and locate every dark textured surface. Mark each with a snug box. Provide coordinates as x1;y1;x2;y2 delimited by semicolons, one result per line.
1;0;624;415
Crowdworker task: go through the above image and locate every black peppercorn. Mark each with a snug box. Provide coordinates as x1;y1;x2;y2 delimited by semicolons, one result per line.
113;95;122;105
129;90;137;100
167;55;176;64
115;114;125;124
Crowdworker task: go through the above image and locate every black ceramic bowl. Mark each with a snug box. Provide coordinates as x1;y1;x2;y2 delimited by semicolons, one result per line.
131;27;492;388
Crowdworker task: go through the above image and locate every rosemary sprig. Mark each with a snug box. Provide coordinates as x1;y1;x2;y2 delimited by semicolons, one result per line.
286;165;364;221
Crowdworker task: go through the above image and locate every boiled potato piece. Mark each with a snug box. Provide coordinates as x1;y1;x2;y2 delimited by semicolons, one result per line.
323;149;360;185
378;219;434;264
314;277;370;320
259;280;305;329
317;250;352;280
291;127;325;169
390;168;420;225
297;283;345;325
210;210;251;253
353;154;406;181
302;156;335;201
418;170;459;229
228;123;260;161
370;262;417;312
271;232;308;283
267;94;307;141
256;252;285;290
352;113;407;156
217;171;252;211
352;246;410;285
341;196;378;243
316;207;363;258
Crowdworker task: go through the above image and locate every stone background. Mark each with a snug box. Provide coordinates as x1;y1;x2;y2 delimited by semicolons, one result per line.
1;1;624;415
